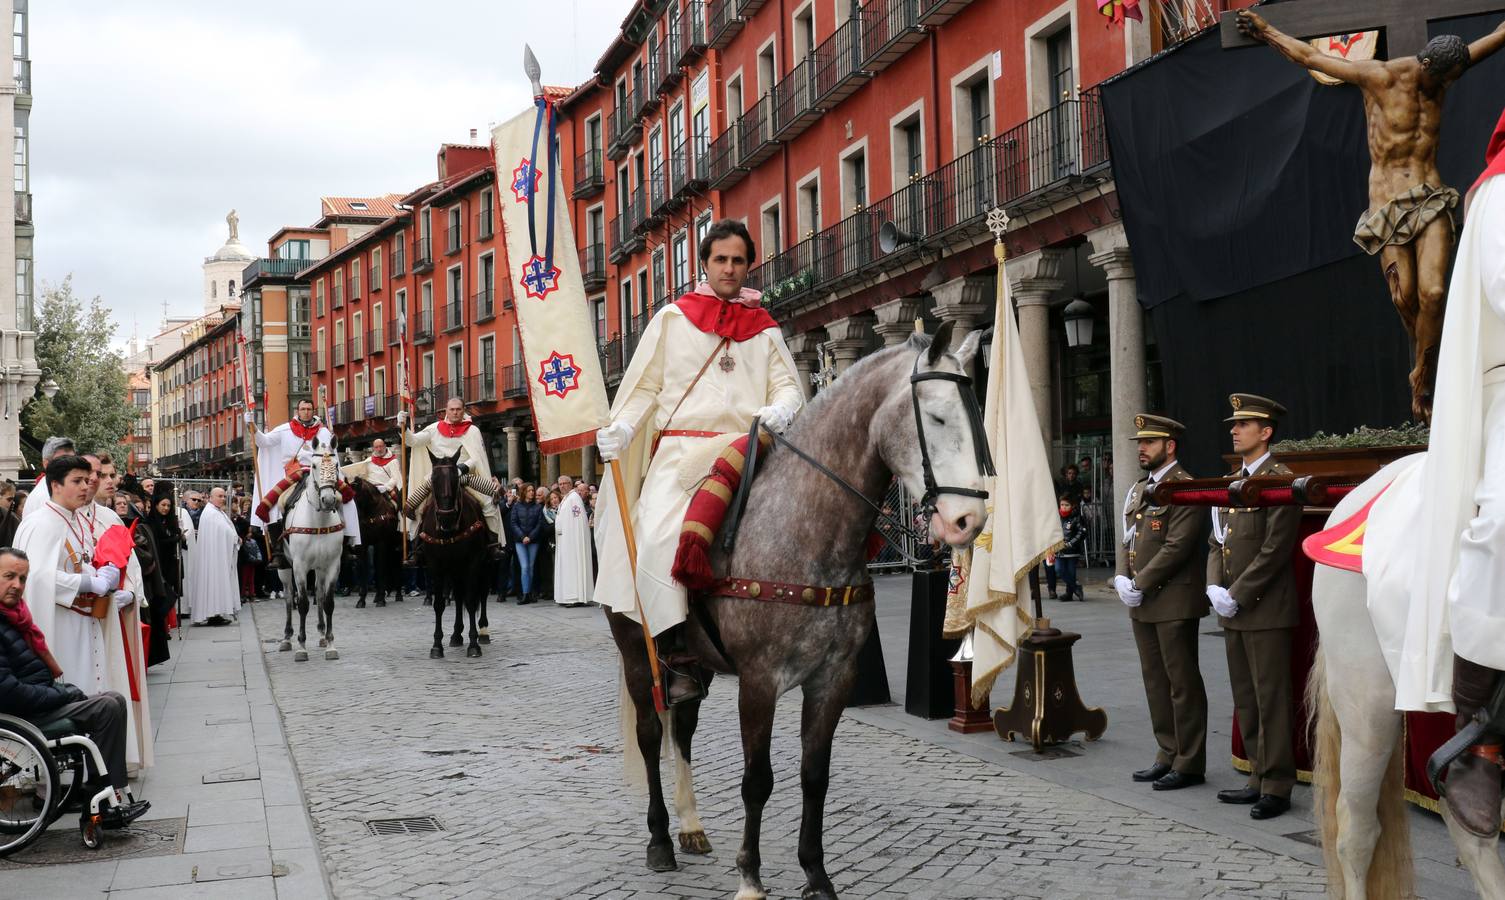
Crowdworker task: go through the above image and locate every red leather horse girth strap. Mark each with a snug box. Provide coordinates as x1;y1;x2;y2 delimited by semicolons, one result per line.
660;429;727;440
710;577;875;607
283;524;344;536
418;519;485;545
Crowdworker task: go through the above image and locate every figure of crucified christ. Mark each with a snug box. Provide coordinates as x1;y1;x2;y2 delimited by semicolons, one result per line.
1238;10;1505;421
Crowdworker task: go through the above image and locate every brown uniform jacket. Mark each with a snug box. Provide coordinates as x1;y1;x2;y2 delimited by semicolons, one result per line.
1205;455;1301;631
1116;462;1207;623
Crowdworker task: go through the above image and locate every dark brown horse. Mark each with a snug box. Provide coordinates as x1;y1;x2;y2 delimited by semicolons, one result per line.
608;324;989;899
348;477;401;608
417;450;491;658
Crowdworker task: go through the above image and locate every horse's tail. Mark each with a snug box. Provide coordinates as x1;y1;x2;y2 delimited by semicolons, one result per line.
1307;644;1413;899
618;666;671;796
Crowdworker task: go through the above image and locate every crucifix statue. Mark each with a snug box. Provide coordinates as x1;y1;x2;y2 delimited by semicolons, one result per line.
1223;3;1505;421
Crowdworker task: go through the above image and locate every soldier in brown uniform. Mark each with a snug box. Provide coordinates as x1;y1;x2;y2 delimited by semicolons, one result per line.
1113;414;1209;791
1205;394;1302;820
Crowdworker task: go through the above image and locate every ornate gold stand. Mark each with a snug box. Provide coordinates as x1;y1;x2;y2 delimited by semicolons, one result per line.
992;604;1108;750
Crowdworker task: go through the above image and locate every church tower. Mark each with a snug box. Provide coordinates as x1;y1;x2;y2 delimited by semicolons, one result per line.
203;209;254;313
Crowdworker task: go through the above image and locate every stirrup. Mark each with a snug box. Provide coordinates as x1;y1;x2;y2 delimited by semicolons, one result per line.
1431;676;1505;796
660;659;707;706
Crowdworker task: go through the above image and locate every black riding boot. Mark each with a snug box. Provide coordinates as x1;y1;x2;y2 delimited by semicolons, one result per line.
268;528;289;570
342;536;359;566
1445;654;1505;837
656;623;706;706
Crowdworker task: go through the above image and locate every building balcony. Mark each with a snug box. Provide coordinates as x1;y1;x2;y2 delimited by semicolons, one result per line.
627;186;651;236
738;0;768;16
607;91;642;160
314;351;326;373
771;57;820;141
689;139;710;194
14;58;29;95
751;90;1111;317
639;54;662;116
813;16;870;108
443;225;463;256
860;0;925;70
440;300;465;333
241;256;308;286
413;308;434;343
392;249;406;277
367;327;384;354
707;0;743;49
476;208;495;240
580;243;607;293
369;265;383;291
14;191;31;224
918;0;975;26
349;335;365;362
412;237;434;273
333;287;344;309
348;280;361;303
609;212;644;263
678;1;708;64
473;287;496;323
599;336;624;383
706;127;740;190
657;27;683;94
333;343;346;367
290;376;312;394
647;163;675;220
386;317;401;346
669;147;691;200
735;94;779;170
502;363;527;400
572;150;605;198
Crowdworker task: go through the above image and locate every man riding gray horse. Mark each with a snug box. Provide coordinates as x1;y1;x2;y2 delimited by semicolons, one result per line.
248;399;360;568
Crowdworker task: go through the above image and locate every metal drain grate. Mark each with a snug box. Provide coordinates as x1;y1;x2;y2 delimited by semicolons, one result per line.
364;816;444;836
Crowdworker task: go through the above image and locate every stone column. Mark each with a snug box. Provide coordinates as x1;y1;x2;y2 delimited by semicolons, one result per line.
871;296;924;347
1089;226;1143;548
504;425;526;483
1004;248;1067;448
543;452;559;487
580;444;598;485
928;275;991;349
785;329;826;395
823;313;875;376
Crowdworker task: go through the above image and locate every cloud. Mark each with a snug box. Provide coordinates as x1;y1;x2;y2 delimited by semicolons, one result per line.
31;0;624;346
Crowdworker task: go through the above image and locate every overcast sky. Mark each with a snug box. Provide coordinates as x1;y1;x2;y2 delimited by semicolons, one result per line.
32;1;625;348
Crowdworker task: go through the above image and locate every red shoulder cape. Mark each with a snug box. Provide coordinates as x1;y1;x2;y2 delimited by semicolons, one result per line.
289;419;320;441
437;420;473;438
675;293;777;342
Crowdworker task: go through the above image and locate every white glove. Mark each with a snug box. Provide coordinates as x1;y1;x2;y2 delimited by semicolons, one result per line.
1207;585;1239;618
754;405;792;434
1113;575;1143;608
396;410;408;428
78;563;120;596
112;590;135;610
244;411;256;425
595;421;634;461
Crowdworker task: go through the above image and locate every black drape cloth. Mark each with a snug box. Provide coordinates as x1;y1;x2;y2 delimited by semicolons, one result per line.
1101;12;1505;473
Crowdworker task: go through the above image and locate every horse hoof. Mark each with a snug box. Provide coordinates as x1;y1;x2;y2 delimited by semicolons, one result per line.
318;637;327;648
734;886;766;900
677;830;712;855
294;650;309;662
645;842;677;872
801;885;837;900
355;599;366;609
429;648;444;659
478;633;491;644
278;641;291;652
479;626;490;637
466;645;482;658
325;649;339;660
449;635;463;647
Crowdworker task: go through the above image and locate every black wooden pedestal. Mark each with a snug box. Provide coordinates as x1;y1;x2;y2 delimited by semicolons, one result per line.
904;568;961;719
992;630;1107;751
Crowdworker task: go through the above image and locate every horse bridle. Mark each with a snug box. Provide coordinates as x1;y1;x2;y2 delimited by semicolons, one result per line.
724;354;993;563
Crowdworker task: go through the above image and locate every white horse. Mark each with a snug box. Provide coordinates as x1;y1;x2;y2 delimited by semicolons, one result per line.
277;438;345;662
1310;455;1505;898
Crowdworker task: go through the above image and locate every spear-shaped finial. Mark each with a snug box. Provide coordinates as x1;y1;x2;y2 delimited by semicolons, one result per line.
524;44;543;100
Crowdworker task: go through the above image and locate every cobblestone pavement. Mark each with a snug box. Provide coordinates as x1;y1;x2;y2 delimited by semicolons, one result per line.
249;588;1342;900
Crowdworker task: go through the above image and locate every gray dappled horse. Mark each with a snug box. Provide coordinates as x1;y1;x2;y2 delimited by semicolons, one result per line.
608;323;989;900
278;438;344;661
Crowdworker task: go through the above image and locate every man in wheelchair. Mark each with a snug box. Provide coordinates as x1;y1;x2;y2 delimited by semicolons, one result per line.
0;547;148;828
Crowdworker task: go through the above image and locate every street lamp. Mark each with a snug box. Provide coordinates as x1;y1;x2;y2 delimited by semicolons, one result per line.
39;378;58;400
1062;298;1095;348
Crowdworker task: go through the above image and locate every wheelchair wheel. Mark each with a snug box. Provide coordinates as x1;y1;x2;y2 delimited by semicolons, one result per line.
0;718;60;857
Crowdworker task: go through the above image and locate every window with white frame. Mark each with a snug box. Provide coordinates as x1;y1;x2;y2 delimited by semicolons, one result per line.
672;231;690;296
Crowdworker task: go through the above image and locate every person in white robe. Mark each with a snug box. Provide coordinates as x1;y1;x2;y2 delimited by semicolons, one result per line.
177;493;198;600
1362;109;1505;836
595;220;804;703
13;455;152;770
554;483;594;607
20;435;77;519
248;398;360;564
397;396;505;556
341;438;404;497
188;488;242;625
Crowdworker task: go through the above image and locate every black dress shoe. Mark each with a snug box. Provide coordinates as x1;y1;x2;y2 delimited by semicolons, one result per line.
100;799;151;829
1217;786;1260;804
1249;794;1291;820
1131;762;1171;783
1152;771;1205;791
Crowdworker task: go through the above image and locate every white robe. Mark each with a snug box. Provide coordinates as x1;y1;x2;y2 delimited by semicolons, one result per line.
178;506;197;597
554;491;594;605
188;503;242;623
251;418;360;541
593;304;804;635
342;455;403;495
406;417;504;541
1364;175;1505;711
88;502;153;770
14;499;151;769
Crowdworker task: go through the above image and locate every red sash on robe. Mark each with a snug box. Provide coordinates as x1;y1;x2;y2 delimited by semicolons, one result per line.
370;455;395;467
675;293;777;342
437;420;473;438
289;418;321;441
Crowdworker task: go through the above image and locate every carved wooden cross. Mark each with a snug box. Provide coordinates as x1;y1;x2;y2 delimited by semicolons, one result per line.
1220;0;1505;57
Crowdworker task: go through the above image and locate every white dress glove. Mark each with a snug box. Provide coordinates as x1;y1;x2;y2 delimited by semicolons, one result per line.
1207;585;1239;618
753;405;792;434
396;410;408;428
78;564;120;596
595;421;634;461
1113;575;1143;608
112;590;135;610
244;411;256;425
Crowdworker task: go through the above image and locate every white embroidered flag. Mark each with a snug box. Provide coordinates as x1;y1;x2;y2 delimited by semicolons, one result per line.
492;108;610;453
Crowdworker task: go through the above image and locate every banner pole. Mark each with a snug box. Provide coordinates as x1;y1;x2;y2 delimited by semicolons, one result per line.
609;458;666;712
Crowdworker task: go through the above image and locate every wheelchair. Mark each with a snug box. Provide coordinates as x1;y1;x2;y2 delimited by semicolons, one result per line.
0;712;117;856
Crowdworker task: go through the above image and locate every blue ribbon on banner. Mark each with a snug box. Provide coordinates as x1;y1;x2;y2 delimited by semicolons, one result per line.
526;95;559;276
